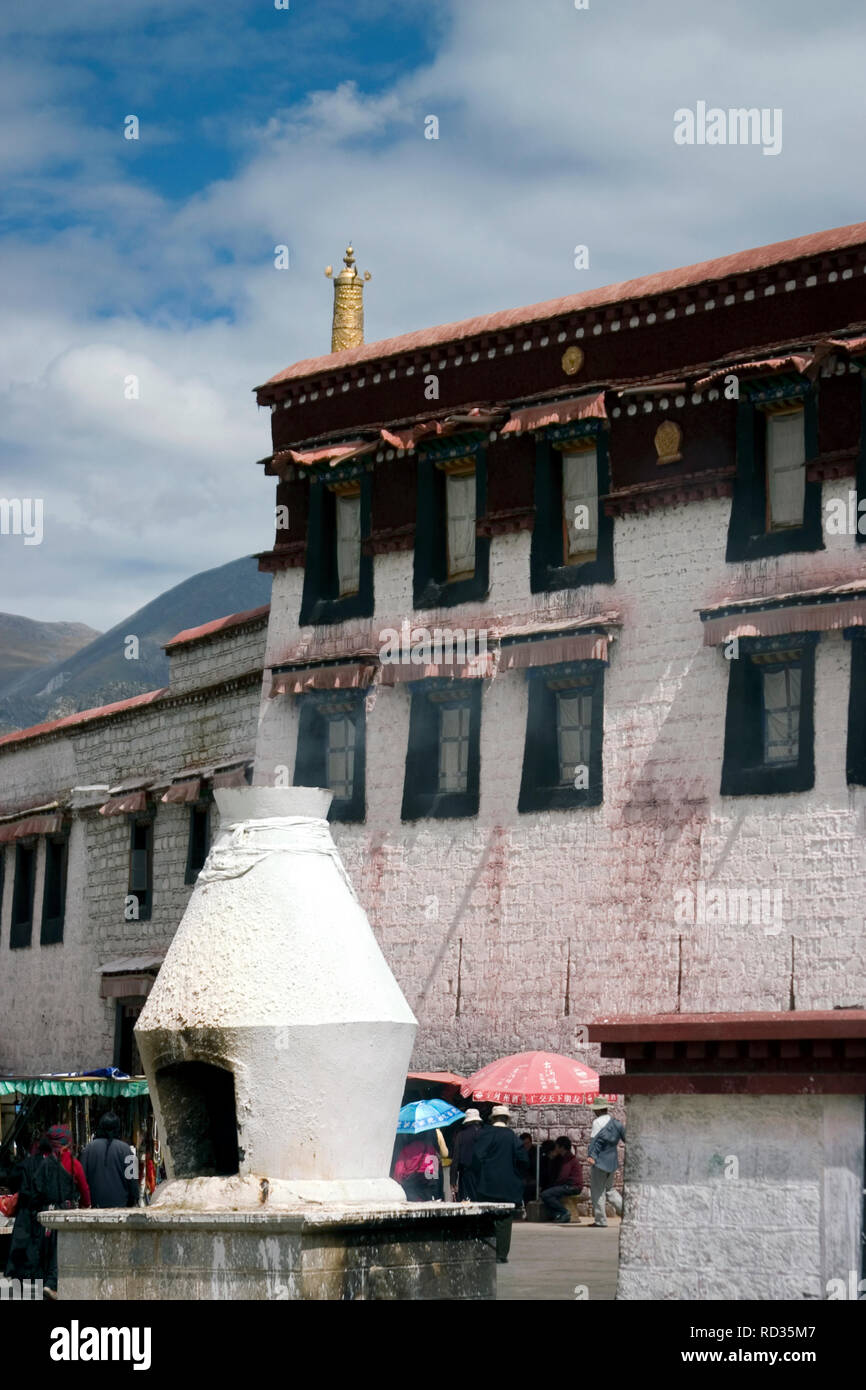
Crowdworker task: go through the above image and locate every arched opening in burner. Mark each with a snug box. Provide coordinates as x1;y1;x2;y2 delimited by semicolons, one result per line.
156;1060;239;1177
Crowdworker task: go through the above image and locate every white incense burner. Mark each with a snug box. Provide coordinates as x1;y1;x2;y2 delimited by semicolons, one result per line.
135;786;417;1208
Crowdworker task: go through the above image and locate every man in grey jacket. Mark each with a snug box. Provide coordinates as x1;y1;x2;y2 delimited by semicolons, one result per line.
586;1098;625;1228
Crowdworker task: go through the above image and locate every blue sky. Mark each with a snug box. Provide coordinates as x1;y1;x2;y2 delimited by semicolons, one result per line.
1;0;864;629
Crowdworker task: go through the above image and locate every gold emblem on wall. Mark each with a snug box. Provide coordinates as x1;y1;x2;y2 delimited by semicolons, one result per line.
561;345;584;376
654;420;683;465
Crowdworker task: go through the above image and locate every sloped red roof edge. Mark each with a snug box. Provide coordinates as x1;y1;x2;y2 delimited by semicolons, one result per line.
588;1010;866;1041
164;604;271;651
258;220;866;392
0;688;168;750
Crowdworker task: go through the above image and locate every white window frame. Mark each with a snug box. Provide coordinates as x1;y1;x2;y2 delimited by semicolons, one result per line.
764;405;806;532
560;443;599;564
331;483;362;596
442;459;476;580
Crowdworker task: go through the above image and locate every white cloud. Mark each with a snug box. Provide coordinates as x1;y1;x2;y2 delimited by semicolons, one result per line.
1;0;864;627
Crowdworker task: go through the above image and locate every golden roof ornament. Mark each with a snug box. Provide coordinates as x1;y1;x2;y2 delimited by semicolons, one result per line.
325;245;371;352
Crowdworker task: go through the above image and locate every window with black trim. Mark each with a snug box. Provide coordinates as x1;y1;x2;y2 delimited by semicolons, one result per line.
846;629;866;785
530;432;614;592
299;471;373;625
294;689;366;823
518;663;604;812
40;833;68;945
401;680;482;820
185;802;211;884
10;840;36;949
720;635;816;796
128;816;154;921
114;1000;144;1076
726;387;823;561
413;448;490;609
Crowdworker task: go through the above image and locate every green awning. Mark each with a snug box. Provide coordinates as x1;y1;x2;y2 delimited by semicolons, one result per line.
0;1078;149;1098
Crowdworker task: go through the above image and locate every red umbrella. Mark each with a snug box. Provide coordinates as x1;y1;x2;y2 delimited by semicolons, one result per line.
461;1051;604;1105
462;1051;617;1199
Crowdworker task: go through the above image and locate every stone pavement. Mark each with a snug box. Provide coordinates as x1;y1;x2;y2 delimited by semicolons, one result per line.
496;1216;621;1301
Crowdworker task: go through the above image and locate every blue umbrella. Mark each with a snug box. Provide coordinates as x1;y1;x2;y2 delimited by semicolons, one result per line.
397;1099;465;1134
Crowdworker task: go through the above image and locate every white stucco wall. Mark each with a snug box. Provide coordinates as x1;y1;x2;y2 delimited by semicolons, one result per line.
255;472;866;1090
617;1093;865;1300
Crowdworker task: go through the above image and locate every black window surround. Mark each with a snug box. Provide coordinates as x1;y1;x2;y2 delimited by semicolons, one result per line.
401;678;483;820
846;628;866;784
299;466;373;626
10;839;37;949
518;660;605;812
720;633;817;796
294;688;367;823
413;440;490;610
40;832;69;946
128;815;154;922
185;801;211;884
531;423;614;593
726;379;823;562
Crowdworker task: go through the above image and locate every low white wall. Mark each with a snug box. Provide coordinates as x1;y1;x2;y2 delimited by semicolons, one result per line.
617;1092;865;1300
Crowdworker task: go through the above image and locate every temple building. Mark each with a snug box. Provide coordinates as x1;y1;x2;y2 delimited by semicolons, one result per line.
2;222;866;1151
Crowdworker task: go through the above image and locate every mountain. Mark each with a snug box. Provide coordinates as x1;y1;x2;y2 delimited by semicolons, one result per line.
0;614;101;690
0;555;272;735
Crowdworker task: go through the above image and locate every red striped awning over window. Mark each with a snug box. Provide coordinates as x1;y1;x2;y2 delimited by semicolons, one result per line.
0;814;64;842
281;440;375;468
99;791;149;816
380;408;502;452
269;664;376;697
501;392;607;436
500;633;609;668
701;584;866;645
161;778;202;805
693;355;811;392
378;650;496;684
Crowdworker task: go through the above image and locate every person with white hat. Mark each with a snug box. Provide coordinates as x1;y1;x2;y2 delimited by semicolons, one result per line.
586;1098;625;1227
469;1105;530;1263
452;1108;483;1201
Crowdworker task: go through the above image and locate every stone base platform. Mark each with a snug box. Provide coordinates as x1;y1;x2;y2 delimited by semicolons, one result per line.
41;1202;508;1301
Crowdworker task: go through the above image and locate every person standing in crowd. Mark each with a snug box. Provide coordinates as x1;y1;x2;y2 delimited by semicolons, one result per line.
452;1109;483;1200
81;1112;140;1208
5;1128;89;1300
586;1098;625;1227
393;1132;440;1201
470;1105;529;1264
46;1125;91;1208
540;1136;583;1223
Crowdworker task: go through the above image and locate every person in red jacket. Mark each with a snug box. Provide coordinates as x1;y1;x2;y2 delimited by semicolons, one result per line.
541;1135;583;1224
45;1125;91;1208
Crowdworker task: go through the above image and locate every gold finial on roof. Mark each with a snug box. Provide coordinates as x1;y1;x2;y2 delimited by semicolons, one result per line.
325;245;371;352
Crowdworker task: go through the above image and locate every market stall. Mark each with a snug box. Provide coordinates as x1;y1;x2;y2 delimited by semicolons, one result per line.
0;1073;161;1227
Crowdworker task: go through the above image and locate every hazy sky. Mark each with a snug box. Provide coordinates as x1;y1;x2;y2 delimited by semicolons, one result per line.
1;0;863;629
